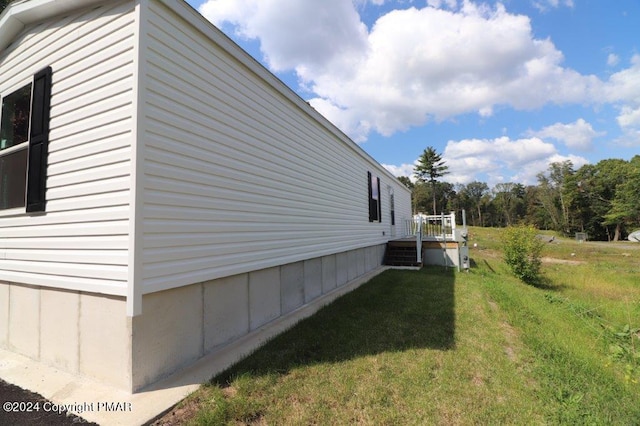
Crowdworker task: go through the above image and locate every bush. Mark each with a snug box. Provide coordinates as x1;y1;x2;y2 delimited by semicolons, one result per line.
502;225;545;284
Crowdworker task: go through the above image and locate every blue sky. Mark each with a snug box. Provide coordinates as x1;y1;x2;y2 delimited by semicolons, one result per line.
186;0;639;186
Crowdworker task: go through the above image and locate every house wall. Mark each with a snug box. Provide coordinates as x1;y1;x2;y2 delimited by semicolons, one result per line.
139;0;412;295
0;0;136;296
0;0;412;393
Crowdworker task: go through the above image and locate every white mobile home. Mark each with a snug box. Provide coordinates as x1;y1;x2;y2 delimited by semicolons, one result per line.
0;0;411;392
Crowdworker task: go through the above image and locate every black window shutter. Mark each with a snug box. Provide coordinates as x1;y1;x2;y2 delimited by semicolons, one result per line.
367;171;374;222
26;66;52;212
376;177;381;222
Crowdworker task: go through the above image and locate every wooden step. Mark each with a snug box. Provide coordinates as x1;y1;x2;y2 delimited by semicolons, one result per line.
384;242;421;267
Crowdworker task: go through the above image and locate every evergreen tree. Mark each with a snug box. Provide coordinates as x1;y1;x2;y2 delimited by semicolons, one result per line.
414;147;448;215
397;176;414;190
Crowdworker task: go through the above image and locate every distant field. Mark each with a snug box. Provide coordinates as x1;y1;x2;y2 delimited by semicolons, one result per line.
156;227;640;425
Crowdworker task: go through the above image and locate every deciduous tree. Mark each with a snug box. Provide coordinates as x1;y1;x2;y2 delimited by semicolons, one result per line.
567;159;629;241
605;156;640;237
536;161;574;235
461;181;489;226
493;183;525;226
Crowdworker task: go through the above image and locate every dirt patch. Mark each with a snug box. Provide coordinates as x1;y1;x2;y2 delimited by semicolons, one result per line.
471;374;485;387
149;398;202;426
541;257;586;265
150;385;241;425
500;321;519;362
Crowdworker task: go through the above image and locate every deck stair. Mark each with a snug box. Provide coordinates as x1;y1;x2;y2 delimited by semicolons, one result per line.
384;240;421;267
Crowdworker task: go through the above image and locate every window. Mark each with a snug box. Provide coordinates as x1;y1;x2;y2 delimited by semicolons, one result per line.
0;67;52;212
368;172;381;222
389;190;395;226
1;85;31;150
1;84;32;210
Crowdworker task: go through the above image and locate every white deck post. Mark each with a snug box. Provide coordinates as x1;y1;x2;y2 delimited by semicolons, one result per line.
450;211;456;239
416;215;423;264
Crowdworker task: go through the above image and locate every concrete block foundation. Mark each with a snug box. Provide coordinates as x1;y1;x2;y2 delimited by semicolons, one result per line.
248;267;281;330
204;274;249;351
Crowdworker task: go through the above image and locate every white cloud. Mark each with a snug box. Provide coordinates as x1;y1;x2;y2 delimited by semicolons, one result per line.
354;0;387;6
527;118;605;151
199;0;605;142
613;128;640;147
427;0;458;9
382;163;417;181
445;136;555;168
617;106;640;129
308;97;371;143
340;3;602;134
614;106;640;146
199;0;368;74
607;53;620;67
605;55;640;146
603;55;640;105
532;0;574;13
383;135;591;186
442;136;587;185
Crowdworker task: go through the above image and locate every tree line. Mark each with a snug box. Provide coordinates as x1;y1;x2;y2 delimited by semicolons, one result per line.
402;148;640;241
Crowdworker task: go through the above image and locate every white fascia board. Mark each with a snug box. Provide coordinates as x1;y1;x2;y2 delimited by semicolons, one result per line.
0;0;106;52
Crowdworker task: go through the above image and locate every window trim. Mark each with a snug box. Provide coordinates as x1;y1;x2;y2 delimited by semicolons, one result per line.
368;171;382;223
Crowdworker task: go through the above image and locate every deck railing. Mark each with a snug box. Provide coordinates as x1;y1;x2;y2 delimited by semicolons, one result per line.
403;212;456;240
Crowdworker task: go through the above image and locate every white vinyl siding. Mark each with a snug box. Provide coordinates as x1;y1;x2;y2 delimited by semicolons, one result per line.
140;0;411;293
0;1;136;295
393;184;412;233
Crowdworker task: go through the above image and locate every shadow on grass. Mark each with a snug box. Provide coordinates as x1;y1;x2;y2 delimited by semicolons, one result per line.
471;259;496;273
525;275;567;291
212;266;455;385
469;255;566;292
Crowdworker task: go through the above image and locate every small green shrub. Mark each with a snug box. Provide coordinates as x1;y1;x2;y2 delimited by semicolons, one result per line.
502;225;545;284
606;323;640;384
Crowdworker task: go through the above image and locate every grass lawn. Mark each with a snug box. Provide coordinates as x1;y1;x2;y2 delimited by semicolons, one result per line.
158;227;640;425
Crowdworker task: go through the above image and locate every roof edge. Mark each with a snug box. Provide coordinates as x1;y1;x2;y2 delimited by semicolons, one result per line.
0;0;106;52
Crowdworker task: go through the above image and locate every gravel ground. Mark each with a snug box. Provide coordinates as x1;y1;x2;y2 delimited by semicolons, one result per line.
0;379;97;426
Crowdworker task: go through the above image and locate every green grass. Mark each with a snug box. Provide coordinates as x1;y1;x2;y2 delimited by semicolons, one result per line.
177;227;640;425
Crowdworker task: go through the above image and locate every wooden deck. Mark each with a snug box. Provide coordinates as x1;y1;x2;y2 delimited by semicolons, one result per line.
385;238;460;267
391;237;459;247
